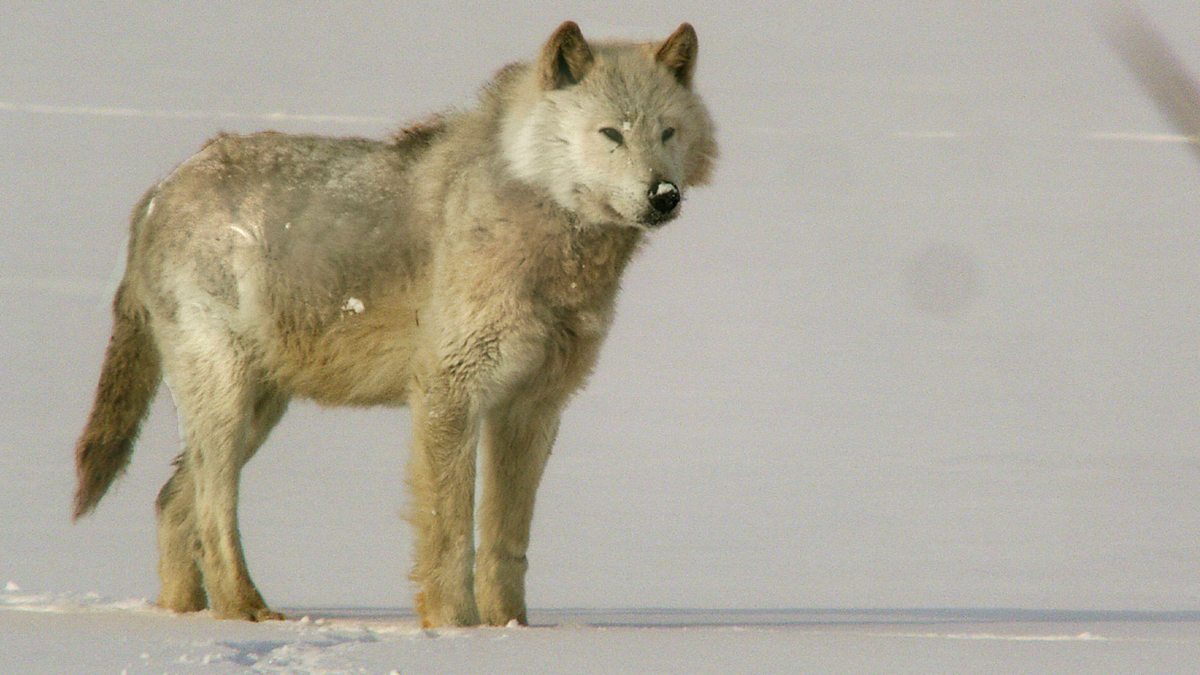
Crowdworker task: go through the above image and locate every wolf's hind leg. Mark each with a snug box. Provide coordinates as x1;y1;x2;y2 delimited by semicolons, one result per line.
162;330;287;622
155;384;288;616
155;456;206;612
475;399;560;626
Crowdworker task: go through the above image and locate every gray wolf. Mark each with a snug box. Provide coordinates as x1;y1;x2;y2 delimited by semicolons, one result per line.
71;21;716;626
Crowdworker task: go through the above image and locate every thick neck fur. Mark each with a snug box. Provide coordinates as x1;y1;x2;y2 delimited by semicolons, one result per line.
544;219;643;312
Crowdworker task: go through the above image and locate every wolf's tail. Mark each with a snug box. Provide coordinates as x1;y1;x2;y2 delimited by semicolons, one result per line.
72;276;161;520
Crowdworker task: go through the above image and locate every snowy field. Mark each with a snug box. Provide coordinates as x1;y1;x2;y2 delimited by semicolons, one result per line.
7;588;1200;673
3;1;1200;671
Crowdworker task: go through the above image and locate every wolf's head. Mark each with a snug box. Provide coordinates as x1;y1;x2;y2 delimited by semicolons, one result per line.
501;22;717;229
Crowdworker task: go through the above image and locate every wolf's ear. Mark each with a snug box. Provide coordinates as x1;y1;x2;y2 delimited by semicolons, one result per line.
656;23;698;87
539;21;594;89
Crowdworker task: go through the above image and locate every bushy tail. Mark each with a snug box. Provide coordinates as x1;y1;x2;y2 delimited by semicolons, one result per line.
72;280;161;519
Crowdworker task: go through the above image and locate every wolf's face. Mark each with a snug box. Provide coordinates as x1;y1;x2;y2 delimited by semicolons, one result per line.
502;22;717;229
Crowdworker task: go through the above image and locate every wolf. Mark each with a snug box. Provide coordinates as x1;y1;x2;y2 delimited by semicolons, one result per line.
71;21;716;626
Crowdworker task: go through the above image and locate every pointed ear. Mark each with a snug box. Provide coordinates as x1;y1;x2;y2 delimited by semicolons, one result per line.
538;21;594;90
656;23;698;87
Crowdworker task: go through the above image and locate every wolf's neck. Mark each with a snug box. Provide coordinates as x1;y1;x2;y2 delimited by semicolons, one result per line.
546;223;643;310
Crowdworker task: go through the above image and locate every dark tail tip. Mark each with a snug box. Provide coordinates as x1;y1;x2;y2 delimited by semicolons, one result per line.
72;437;130;521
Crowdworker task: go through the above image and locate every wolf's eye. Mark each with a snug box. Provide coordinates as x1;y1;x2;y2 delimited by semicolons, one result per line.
661;127;676;143
599;127;624;145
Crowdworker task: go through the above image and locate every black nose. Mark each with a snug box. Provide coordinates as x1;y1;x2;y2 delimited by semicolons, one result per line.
648;180;680;214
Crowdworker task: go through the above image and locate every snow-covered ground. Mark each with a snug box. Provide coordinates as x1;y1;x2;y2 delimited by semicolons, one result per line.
4;1;1200;671
6;586;1200;673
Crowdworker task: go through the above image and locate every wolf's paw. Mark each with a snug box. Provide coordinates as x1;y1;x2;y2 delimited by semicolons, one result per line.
155;590;208;614
247;607;286;622
481;610;528;627
212;604;286;622
475;581;528;626
477;594;527;626
415;591;480;628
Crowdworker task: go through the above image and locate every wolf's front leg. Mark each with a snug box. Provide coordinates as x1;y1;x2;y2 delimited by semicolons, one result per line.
407;386;482;627
475;399;561;626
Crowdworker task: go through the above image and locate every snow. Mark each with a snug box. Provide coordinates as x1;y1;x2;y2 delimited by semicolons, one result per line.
4;1;1200;671
342;297;366;314
4;588;1200;672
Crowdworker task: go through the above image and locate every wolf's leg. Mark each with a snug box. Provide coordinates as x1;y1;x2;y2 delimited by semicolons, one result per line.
155;456;206;612
161;332;285;621
155;386;287;615
407;383;482;627
475;399;561;626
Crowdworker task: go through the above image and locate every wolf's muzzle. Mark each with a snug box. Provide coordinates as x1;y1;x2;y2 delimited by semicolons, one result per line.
648;180;680;216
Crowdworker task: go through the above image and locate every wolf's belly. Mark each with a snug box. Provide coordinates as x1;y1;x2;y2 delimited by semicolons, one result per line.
259;300;423;407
